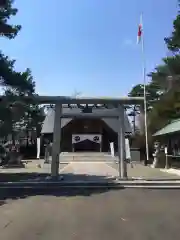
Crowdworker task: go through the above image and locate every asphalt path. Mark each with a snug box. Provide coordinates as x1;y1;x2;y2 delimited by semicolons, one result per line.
0;188;180;240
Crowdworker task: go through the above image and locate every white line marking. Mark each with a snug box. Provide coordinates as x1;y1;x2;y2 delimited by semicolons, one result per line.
59;163;73;172
104;162;119;172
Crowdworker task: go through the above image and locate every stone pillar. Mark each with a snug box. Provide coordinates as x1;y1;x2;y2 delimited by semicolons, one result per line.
117;107;121;178
51;102;62;178
100;126;102;152
118;104;127;178
72;142;75;152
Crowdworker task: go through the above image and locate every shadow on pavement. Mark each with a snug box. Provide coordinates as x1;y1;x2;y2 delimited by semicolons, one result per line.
0;172;122;207
0;172;117;182
0;172;49;182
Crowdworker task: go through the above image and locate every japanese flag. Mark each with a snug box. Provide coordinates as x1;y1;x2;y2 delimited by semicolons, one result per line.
137;15;143;44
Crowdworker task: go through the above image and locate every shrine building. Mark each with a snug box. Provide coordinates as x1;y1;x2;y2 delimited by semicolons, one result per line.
41;104;132;153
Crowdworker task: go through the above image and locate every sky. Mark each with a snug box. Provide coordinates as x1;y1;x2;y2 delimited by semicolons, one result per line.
0;0;179;97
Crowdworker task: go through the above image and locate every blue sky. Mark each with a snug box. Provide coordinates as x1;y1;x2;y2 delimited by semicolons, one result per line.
0;0;178;97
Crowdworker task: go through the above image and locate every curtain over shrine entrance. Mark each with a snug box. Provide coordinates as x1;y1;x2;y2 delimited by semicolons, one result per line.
72;134;102;152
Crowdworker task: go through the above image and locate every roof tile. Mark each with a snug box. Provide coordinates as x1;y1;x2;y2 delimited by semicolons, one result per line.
153;119;180;136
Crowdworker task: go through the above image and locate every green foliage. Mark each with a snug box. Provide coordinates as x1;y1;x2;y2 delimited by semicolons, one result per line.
0;0;21;39
0;53;35;94
128;83;160;110
128;1;180;150
148;89;180;133
0;1;44;140
165;16;180;52
164;1;180;52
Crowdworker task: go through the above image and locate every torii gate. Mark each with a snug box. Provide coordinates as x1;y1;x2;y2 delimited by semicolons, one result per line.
0;95;144;178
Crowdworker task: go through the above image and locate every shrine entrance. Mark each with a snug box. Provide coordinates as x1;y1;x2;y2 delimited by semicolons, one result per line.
0;94;144;178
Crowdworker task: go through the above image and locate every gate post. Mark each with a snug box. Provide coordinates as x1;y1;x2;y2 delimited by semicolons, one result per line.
117;111;121;178
51;102;62;178
118;104;128;178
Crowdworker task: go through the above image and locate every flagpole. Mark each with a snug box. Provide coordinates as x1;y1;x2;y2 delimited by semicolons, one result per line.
140;13;149;165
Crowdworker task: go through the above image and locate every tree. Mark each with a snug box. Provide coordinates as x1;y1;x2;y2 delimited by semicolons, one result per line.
71;90;82;98
149;55;180;94
0;0;21;39
164;11;180;52
0;0;35;92
146;55;180;133
0;54;35;94
128;54;180;134
128;83;160;110
0;1;44;146
127;2;180;155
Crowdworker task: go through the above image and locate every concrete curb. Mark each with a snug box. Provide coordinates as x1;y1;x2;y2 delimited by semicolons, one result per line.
160;168;180;177
122;177;180;181
120;185;180;189
0;180;180;189
0;184;180;189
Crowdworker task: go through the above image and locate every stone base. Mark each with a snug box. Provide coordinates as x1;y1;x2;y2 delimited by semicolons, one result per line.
1;162;25;169
44;159;51;164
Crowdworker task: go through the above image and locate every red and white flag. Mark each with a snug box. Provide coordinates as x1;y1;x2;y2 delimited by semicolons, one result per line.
137;15;143;44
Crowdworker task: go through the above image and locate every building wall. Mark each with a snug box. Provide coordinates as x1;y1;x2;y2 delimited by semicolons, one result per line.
43;118;118;152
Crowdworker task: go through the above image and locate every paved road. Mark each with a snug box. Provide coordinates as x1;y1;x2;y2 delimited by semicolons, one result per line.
0;189;180;239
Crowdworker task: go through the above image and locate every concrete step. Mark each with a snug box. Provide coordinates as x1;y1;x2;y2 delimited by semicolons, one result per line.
60;152;113;156
49;154;118;162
